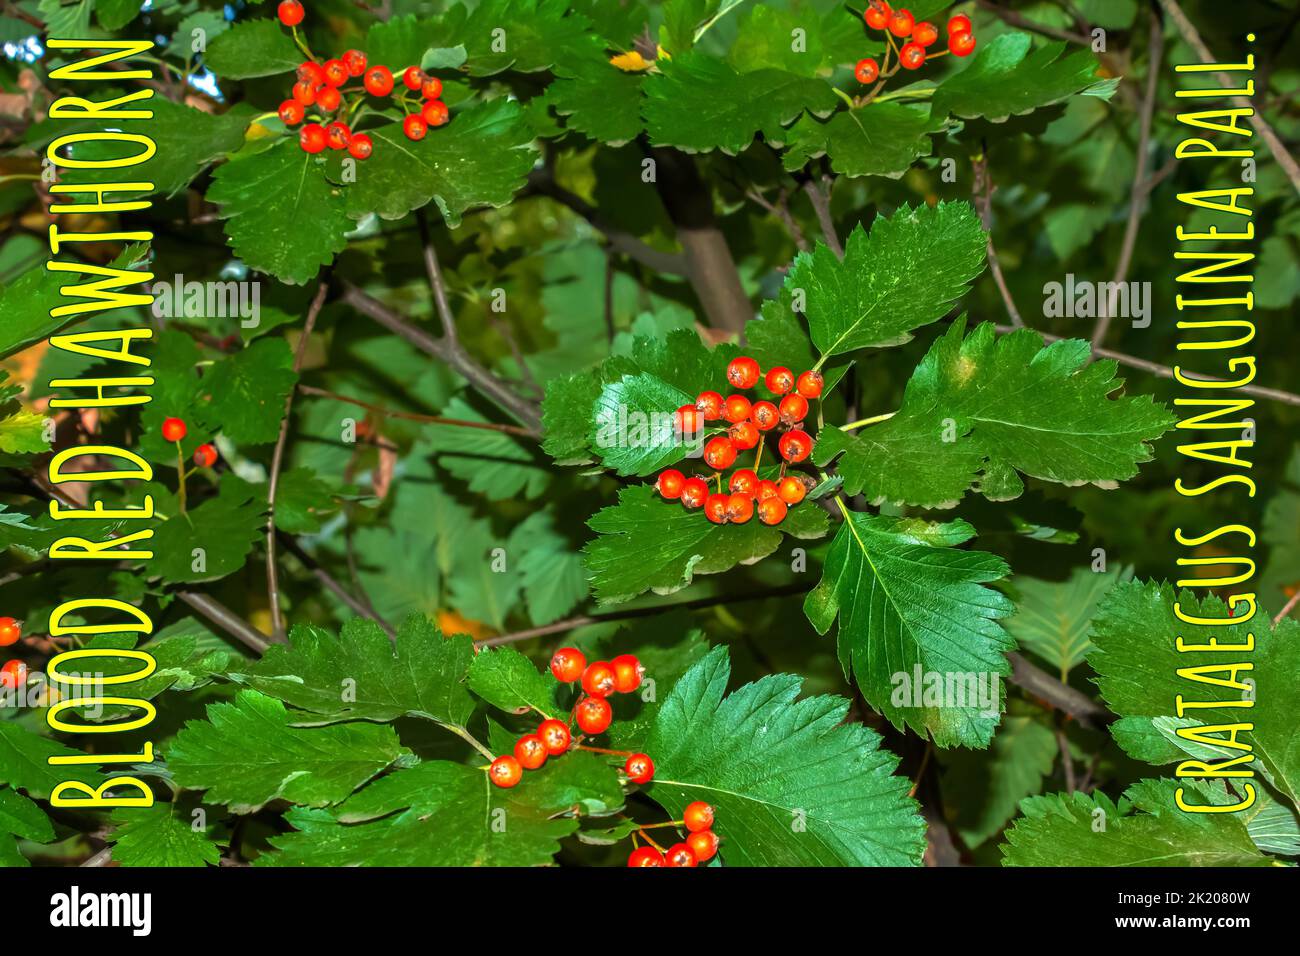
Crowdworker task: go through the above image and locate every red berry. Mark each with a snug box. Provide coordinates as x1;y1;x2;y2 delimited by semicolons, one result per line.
514;734;548;770
676;404;703;436
403;114;428;140
347;133;373;160
343;49;367;76
422;99;450;127
538;718;571;755
298;61;326;86
292;81;317;106
0;660;27;690
704;493;729;524
729;468;758;496
611;654;644;693
422;77;443;100
947;14;972;35
726;356;760;389
161;417;186;442
665;843;698;867
854;58;880;85
550;647;586;683
726;493;754;524
193;443;218;468
624;753;654;783
729;420;759;450
299;122;327;153
723;394;752;423
899;42;926;70
864;0;891;30
316;85;341;111
779;429;813;463
686;829;720;862
704;437;737;470
696;391;723;420
680;477;709;509
326;121;351;150
949;31;976;56
757;496;788;526
402;66;425;90
0;618;20;647
627;846;665;867
657;468;686;499
778;475;809;505
277;0;304;27
488;755;522;788
795;369;824;399
751;400;779;431
575;696;613;735
889;8;914;36
779;393;809;424
278;99;305;125
756;479;780;501
683;801;715;832
581;661;617;698
764;366;794;395
323;59;348;86
913;21;939;47
364;65;394;96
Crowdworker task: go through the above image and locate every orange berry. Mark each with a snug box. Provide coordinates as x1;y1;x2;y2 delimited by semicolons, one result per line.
729;469;759;496
624;753;654;783
757;497;788;525
0;618;19;646
575;695;613;734
704;493;729;524
756;479;780;501
683;801;715;832
686;829;720;862
514;734;548;770
538;718;571;755
726;356;760;389
729;420;760;450
795;370;824;399
657;468;686;499
696;391;723;420
704;437;737;470
751;400;779;430
581;661;617;697
778;475;808;505
665;843;698;867
550;647;586;683
726;493;754;524
723;394;752;423
680;477;709;509
764;366;794;395
611;654;644;693
489;755;522;788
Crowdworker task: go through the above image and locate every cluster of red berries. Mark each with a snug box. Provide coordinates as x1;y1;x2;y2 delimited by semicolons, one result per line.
161;417;218;468
656;356;821;527
275;1;450;158
0;617;25;690
487;646;722;867
854;6;976;84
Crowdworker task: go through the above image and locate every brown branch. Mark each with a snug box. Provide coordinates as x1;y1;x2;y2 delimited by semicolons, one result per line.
277;534;396;639
1095;4;1163;348
975;0;1092;45
1273;588;1300;625
1009;652;1112;727
972;152;1024;328
176;591;271;655
802;175;844;259
296;384;536;436
1156;0;1300;195
1057;728;1077;793
266;281;329;643
746;186;810;253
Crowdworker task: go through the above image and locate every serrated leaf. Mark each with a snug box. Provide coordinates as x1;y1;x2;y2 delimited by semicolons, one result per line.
548;59;645;146
443;0;602;76
787;202;986;358
589;372;695;477
426;396;550;500
196;337;297;444
0;787;54;867
586;484;829;605
643;647;925;865
234;616;476;729
511;511;588;626
782;103;940;178
816;320;1175;507
643;51;838;154
467;645;561;717
934;33;1113;123
107;805;220;867
272;467;338;534
1006;566;1131;676
208;139;350;285
203;18;302;79
149;473;265;584
804;510;1014;747
0;408;47;454
542;370;603;464
168;690;409;814
0;723;101;798
260;754;622;866
363;14;436;70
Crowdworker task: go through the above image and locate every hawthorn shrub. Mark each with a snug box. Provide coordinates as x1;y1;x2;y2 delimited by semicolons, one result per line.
0;0;1297;868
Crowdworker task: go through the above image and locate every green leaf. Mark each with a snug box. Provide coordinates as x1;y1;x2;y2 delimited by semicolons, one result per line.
548;60;646;146
96;0;141;30
272;467;338;534
149;473;264;585
586;483;829;605
196;337;297;445
728;3;879;77
0;408;47;454
425;396;550;499
203;18;303;79
260;754;622;866
0;787;54;867
208;139;350;285
934;33;1114;123
804;510;1014;747
511;511;588;626
1006;566;1131;676
233;616;476;729
0;723;101;799
468;645;561;717
107;805;221;867
1001;781;1274;866
337;100;538;226
168;690;409;814
644;647;925;865
643;51;838;154
443;0;602;76
363;14;436;70
786;202;986;358
782;103;940;178
816;320;1175;507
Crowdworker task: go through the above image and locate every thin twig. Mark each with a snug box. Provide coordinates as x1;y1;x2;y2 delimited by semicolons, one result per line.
297;384;537;436
1272;588;1300;625
266;281;329;643
802;176;843;258
1057;728;1077;793
277;534;396;639
80;847;113;867
972;151;1024;327
1095;4;1163;348
747;186;810;252
1157;0;1300;195
1009;652;1112;727
975;0;1092;45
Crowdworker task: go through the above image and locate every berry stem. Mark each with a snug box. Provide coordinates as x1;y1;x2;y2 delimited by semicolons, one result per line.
290;25;315;61
753;434;764;472
636;828;667;853
873;87;937;104
449;725;495;761
175;441;187;514
832;86;856;109
840;411;897;431
635;819;685;829
577;744;633;757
